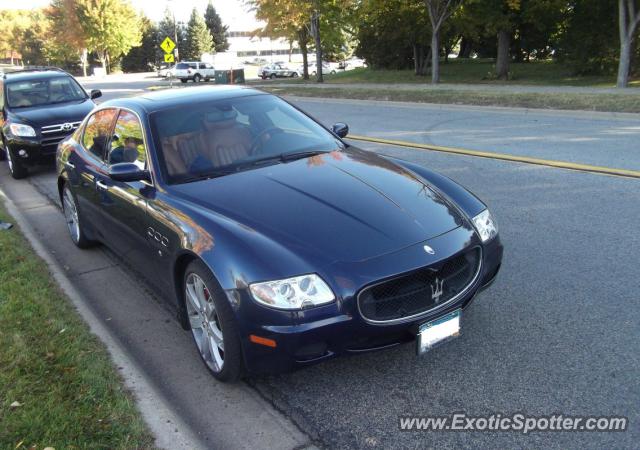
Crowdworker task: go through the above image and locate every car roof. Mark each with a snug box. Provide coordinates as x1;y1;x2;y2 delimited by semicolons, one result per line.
3;69;70;83
100;85;267;114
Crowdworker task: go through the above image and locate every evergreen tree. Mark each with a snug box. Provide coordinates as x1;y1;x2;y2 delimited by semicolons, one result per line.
204;1;229;52
122;16;158;72
184;7;214;60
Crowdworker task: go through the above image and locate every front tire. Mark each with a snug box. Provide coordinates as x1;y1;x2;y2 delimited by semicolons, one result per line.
270;73;276;79
6;148;28;179
62;185;93;248
193;74;202;83
184;260;244;382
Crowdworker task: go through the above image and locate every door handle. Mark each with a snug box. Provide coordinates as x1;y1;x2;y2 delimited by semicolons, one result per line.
96;180;109;191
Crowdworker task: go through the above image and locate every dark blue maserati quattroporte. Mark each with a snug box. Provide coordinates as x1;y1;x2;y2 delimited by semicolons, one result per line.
56;86;503;381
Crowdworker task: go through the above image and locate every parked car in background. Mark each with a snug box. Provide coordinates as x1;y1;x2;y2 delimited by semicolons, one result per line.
56;86;503;381
340;57;367;70
259;63;298;79
174;61;216;83
1;67;101;179
157;64;175;78
297;62;337;77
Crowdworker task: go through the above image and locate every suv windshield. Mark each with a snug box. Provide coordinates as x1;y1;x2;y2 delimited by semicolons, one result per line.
151;94;344;184
6;76;87;108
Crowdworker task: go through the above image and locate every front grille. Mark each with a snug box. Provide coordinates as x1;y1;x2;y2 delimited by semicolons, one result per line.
41;121;81;135
358;247;481;324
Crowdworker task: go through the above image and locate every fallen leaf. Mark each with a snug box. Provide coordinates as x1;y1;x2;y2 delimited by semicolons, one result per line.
59;328;66;334
10;401;22;408
14;439;23;449
44;447;56;450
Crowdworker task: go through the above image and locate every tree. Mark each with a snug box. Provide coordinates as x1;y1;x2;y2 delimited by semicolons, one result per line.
250;0;315;79
424;0;464;83
204;2;229;52
158;7;186;61
122;17;158;72
45;0;90;74
617;0;640;87
76;0;142;73
184;8;214;60
356;0;430;73
556;0;617;75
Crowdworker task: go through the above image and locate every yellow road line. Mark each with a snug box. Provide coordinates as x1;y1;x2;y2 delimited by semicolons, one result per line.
348;134;640;179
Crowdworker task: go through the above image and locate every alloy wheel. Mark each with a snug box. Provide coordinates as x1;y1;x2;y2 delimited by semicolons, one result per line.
63;188;80;243
185;273;225;373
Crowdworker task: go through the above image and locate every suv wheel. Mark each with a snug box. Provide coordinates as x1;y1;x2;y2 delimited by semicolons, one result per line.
0;137;6;161
193;74;202;83
6;148;28;179
270;73;276;79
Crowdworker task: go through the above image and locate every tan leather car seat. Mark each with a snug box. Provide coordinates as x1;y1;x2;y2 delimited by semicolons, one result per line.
202;118;252;167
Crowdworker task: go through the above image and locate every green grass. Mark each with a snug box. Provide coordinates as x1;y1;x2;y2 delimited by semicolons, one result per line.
0;205;155;449
262;86;640;113
262;59;639;88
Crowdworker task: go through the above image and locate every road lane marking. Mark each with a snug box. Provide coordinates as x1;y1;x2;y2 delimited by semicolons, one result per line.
348;134;640;179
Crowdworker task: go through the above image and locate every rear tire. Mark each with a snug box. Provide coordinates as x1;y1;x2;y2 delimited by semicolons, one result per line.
270;73;276;79
183;260;244;382
193;74;202;83
180;79;187;83
291;72;298;78
62;184;93;248
6;149;28;179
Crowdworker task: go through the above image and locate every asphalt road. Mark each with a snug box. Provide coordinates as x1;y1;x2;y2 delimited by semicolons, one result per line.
4;78;640;449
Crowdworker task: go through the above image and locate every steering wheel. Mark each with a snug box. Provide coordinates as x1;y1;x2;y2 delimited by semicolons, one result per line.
250;127;284;155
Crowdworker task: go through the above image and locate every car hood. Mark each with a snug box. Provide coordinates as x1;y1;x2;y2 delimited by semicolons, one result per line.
9;99;94;128
171;148;465;263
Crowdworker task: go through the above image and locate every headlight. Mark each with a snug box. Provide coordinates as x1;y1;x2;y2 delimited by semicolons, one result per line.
250;274;335;310
9;123;36;137
472;209;498;243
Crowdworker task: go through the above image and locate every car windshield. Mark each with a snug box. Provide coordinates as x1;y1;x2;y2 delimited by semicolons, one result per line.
6;76;87;108
150;94;344;184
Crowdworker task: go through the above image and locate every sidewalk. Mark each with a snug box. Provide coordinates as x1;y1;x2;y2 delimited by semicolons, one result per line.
0;166;314;450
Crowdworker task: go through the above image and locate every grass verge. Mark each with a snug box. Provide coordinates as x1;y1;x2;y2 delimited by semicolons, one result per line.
260;60;639;88
0;204;154;449
261;86;640;113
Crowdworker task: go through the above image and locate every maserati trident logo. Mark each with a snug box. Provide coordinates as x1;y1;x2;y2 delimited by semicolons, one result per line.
62;123;73;131
431;278;444;303
423;244;435;255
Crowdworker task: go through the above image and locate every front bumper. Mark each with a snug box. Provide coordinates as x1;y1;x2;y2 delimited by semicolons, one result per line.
232;230;503;375
6;135;65;165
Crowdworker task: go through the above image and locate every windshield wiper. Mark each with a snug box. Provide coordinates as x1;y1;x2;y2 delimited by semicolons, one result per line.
241;150;331;168
176;168;234;184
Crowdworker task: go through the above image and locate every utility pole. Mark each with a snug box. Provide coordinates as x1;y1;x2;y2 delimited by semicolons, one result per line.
168;0;180;61
311;10;323;83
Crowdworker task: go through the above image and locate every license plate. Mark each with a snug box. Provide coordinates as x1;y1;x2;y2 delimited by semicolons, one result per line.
417;310;461;355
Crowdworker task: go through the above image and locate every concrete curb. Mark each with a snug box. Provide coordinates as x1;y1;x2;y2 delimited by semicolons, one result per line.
0;187;205;450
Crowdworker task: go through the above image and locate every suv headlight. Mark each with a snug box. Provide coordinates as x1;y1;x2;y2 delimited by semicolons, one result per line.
472;209;498;243
250;274;335;310
9;123;36;137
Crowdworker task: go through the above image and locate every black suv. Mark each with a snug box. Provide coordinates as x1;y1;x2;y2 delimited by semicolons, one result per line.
0;68;101;179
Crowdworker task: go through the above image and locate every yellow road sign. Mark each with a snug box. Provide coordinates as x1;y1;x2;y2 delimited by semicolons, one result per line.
164;53;175;63
160;36;176;54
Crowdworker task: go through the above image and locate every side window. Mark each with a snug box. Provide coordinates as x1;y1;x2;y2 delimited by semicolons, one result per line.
108;110;147;169
82;109;117;160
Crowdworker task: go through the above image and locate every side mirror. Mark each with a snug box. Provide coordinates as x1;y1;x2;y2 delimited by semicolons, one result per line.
90;89;102;100
108;163;150;183
332;122;349;138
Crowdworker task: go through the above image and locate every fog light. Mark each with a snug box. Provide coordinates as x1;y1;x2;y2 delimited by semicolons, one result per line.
18;149;28;158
